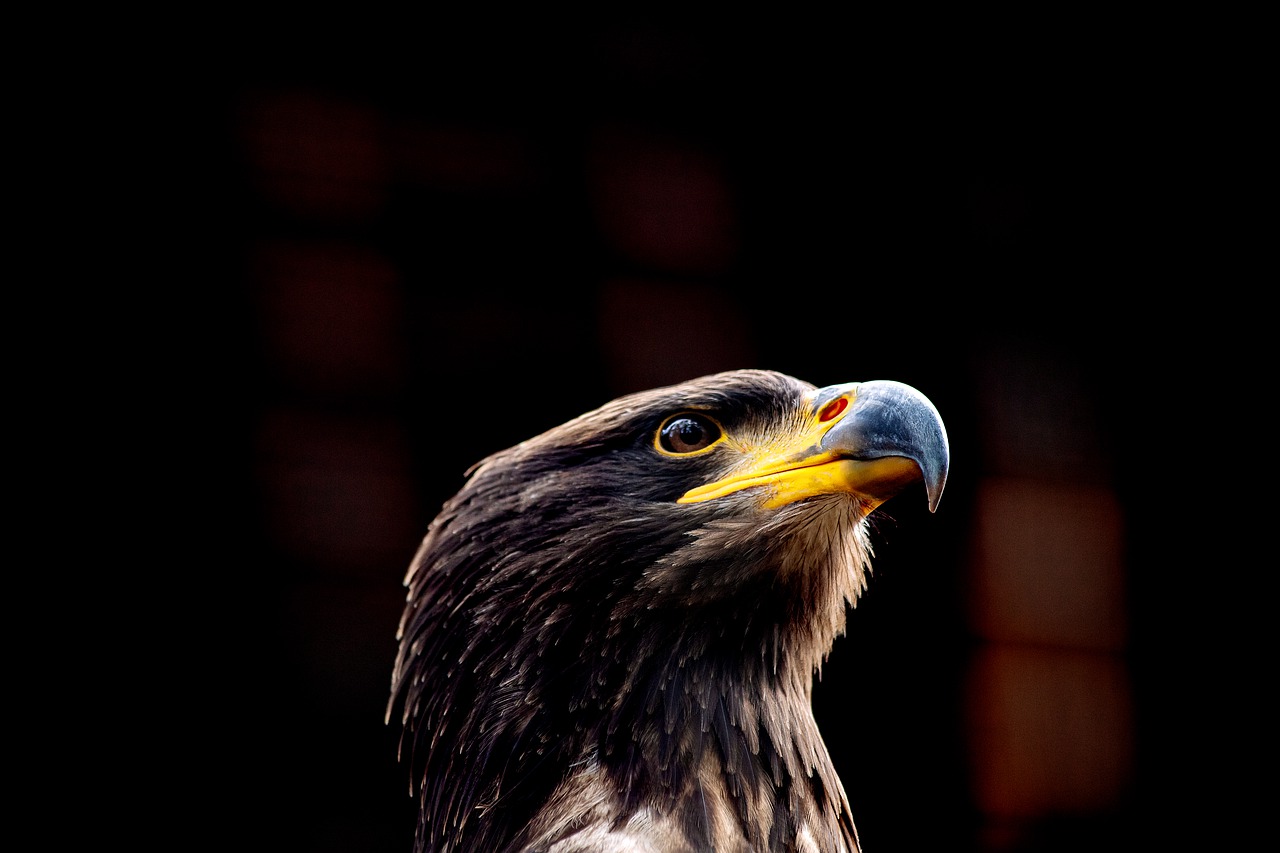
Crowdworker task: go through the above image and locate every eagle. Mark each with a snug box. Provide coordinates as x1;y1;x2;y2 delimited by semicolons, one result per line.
388;369;949;852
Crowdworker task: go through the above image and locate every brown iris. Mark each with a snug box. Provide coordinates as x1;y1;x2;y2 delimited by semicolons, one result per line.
658;414;721;454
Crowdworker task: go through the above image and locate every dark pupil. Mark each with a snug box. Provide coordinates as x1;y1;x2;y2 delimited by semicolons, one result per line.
663;416;715;452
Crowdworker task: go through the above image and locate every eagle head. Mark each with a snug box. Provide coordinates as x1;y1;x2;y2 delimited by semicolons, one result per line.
389;369;948;853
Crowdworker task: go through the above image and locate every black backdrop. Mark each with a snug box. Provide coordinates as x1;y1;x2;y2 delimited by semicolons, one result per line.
114;19;1264;853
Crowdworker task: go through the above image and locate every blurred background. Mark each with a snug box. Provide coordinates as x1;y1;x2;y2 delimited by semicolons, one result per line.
150;18;1262;853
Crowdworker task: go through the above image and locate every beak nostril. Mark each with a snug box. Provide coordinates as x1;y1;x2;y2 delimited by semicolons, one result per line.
818;397;848;423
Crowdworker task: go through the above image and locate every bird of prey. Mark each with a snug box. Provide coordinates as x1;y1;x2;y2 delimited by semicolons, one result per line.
388;369;948;853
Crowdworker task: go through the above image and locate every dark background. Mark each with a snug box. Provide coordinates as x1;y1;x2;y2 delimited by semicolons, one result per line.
100;19;1263;853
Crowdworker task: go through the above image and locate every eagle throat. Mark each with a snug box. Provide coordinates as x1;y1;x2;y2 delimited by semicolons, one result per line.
392;489;869;852
586;500;869;851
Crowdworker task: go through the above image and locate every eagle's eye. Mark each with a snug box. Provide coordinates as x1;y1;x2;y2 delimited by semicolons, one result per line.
657;413;722;454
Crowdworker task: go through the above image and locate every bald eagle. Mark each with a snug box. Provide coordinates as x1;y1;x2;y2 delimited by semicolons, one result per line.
388;369;949;852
